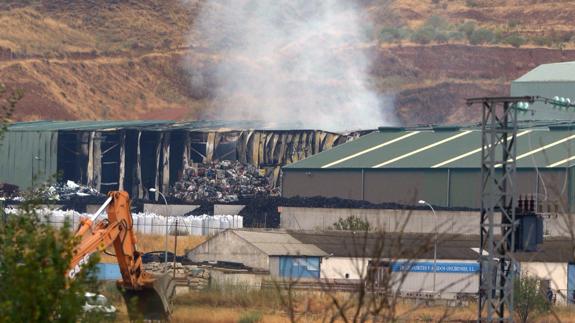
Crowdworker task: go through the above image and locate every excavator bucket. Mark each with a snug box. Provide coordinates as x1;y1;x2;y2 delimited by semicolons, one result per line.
119;273;176;321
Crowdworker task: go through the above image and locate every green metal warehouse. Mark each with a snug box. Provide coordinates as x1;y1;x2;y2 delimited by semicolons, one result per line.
282;61;575;210
282;122;575;210
512;61;575;121
0;120;355;198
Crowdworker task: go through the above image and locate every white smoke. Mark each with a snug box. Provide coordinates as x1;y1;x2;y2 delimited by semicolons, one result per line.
187;0;397;131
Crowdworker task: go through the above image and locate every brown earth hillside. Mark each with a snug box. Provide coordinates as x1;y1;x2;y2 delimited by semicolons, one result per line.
2;0;575;125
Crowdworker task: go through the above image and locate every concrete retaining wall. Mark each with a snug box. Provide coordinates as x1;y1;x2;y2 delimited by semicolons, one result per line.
280;207;569;237
210;269;268;289
279;207;485;234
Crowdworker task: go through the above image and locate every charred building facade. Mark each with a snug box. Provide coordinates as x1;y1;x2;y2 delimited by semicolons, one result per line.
0;120;362;200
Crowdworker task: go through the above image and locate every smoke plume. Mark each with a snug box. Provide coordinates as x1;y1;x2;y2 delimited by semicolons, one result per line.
188;0;397;131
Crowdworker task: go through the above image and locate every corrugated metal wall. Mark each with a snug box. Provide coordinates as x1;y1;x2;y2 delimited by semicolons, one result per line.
0;131;58;188
512;81;575;121
282;168;572;210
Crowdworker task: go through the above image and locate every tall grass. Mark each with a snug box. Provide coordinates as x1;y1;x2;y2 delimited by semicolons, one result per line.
175;284;283;310
238;311;262;323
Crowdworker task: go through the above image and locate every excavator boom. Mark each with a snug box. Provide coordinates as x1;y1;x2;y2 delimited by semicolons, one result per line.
69;191;173;320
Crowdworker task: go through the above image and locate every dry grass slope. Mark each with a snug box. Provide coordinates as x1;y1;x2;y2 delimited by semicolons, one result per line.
3;0;575;124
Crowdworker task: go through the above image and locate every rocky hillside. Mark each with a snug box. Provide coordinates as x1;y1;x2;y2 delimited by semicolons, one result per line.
2;0;575;126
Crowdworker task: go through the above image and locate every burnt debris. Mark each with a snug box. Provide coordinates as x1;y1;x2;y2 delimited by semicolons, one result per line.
0;183;19;200
170;161;279;203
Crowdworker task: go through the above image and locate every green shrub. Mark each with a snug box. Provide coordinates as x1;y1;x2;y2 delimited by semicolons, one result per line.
469;28;494;45
458;20;476;40
447;30;465;41
410;27;435;45
465;0;478;7
531;35;553;47
508;19;520;30
333;215;370;231
493;28;505;43
434;32;449;43
380;26;410;43
238;311;263;323
0;194;99;322
514;276;551;323
504;33;526;48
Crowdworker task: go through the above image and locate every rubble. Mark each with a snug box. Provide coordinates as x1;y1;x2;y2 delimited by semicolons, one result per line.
170;161;279;203
238;196;478;228
143;262;211;290
42;180;104;201
4;180;104;202
0;183;19;200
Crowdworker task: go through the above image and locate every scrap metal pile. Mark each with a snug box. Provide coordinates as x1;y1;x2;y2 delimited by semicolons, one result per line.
171;161;279;203
45;180;104;200
0;180;103;202
0;183;19;200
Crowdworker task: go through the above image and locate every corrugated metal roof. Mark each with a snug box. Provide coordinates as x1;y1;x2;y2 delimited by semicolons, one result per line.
233;230;327;256
285;122;575;169
290;231;574;262
8;120;173;131
513;61;575;83
7;120;329;132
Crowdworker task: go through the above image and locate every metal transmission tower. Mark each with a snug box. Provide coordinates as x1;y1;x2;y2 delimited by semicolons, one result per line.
467;96;534;322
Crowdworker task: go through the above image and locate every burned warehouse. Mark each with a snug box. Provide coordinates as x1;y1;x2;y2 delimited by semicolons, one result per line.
0;120;361;201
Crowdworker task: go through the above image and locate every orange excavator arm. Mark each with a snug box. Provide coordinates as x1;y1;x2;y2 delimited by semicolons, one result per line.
68;191;173;319
69;191;153;288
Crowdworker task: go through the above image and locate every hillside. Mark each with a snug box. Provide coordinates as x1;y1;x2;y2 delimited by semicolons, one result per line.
2;0;575;126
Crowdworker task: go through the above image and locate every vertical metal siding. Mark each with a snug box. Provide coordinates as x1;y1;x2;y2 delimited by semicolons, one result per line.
282;170;363;200
363;170;448;206
449;169;481;208
0;131;58;189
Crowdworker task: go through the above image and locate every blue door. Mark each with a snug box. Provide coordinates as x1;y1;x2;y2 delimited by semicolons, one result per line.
279;256;320;279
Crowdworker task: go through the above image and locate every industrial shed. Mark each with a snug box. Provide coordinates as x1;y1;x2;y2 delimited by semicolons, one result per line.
186;230;327;278
293;231;575;303
512;61;575;121
282;122;575;210
0;120;359;198
186;230;575;302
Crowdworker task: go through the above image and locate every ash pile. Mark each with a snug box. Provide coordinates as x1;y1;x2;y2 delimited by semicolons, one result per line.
41;180;104;201
0;183;19;200
1;180;104;202
171;161;278;203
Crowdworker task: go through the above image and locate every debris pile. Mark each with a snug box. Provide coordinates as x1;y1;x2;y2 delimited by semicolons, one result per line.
0;183;19;200
171;161;278;202
238;196;479;228
42;180;104;201
143;263;211;290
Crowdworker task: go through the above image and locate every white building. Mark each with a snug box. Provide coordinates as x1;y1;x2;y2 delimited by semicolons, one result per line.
186;229;575;303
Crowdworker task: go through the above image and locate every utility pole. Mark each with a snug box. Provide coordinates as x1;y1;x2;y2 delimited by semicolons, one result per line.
467;96;534;322
173;218;178;279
